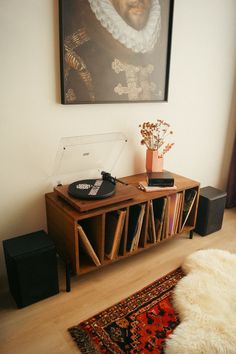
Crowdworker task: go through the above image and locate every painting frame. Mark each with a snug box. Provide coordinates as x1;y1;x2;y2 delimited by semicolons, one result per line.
59;0;175;104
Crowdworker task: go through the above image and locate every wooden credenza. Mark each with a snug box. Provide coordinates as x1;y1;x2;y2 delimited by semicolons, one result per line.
45;172;200;276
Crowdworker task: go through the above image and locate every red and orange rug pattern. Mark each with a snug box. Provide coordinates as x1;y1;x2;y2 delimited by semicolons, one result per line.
68;267;184;353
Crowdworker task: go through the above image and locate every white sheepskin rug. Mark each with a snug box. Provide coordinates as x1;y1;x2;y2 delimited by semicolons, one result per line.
165;249;236;354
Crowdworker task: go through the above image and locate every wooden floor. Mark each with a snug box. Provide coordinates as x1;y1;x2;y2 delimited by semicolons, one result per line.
1;207;236;354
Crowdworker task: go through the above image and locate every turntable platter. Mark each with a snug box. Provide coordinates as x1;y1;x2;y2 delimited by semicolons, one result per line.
68;179;115;200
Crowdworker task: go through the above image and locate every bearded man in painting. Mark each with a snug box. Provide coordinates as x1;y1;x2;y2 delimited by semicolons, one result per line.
60;0;172;104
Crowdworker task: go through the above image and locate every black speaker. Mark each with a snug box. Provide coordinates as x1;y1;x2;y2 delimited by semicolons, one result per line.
3;230;59;308
195;186;227;236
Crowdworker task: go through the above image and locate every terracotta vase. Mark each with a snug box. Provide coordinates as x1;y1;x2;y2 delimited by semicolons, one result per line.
146;149;163;173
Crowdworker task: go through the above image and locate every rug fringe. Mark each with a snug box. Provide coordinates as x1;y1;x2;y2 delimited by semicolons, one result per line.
68;326;100;353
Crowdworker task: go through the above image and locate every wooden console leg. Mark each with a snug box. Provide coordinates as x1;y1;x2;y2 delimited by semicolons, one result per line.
65;260;71;292
189;230;194;239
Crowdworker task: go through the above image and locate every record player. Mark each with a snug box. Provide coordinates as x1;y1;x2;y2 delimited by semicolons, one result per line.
52;132;137;212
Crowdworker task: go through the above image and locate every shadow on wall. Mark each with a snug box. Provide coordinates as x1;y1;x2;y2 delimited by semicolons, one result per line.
53;0;61;104
219;71;236;190
226;137;236;207
0;192;47;286
127;132;145;175
133;150;145;175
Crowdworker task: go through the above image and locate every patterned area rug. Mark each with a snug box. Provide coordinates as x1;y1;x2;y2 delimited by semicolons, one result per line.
68;268;184;354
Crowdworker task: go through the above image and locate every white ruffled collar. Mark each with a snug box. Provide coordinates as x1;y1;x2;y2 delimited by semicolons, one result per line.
88;0;161;53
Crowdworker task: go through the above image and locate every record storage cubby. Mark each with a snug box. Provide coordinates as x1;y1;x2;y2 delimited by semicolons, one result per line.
45;172;200;276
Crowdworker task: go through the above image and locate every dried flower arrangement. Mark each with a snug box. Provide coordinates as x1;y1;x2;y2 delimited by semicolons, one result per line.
139;119;174;158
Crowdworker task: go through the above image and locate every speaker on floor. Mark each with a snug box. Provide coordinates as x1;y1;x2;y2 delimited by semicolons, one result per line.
195;186;227;236
3;230;59;308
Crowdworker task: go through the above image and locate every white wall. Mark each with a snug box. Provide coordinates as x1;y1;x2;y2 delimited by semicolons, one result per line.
1;0;236;281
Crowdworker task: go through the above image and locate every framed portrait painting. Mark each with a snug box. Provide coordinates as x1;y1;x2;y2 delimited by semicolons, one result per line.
59;0;174;104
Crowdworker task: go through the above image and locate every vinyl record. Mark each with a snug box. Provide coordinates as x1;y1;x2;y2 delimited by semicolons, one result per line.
68;179;115;199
